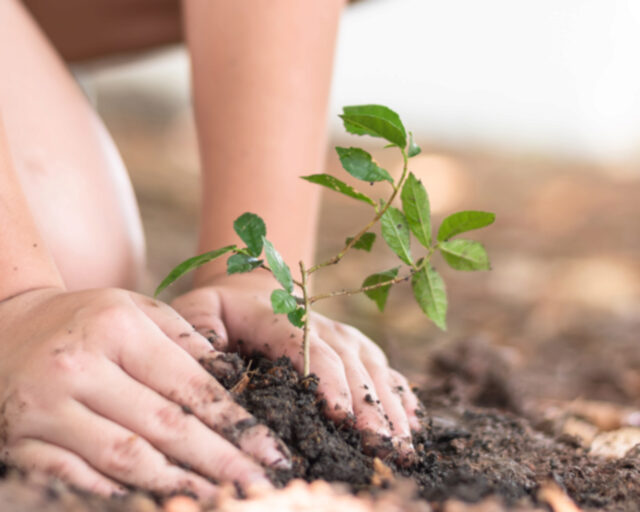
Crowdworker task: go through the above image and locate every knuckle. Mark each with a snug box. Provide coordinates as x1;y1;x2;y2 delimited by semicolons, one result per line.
150;405;189;444
44;459;74;481
93;303;136;331
80;290;137;331
101;435;145;476
363;341;388;365
389;368;409;387
45;351;93;393
336;322;362;338
49;349;87;376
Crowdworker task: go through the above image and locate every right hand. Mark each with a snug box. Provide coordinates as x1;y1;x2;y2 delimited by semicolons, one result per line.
0;287;290;499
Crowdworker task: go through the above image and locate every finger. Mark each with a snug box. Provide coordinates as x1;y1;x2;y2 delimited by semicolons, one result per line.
131;294;217;357
388;368;424;432
76;358;278;486
362;362;415;459
170;289;229;351
316;321;415;459
131;294;239;382
317;342;393;451
115;313;290;470
20;400;219;499
344;332;415;459
6;438;124;496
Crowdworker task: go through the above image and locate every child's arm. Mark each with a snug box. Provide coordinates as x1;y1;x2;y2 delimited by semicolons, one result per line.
176;0;422;460
0;115;285;494
184;0;340;281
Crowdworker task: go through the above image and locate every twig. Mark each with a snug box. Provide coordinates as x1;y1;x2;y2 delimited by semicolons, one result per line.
308;150;410;274
299;261;311;377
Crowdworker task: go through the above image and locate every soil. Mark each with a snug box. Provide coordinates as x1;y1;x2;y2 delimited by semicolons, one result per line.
221;353;640;511
1;345;640;511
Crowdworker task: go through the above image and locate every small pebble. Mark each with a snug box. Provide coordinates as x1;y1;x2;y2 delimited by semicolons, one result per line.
164;495;201;512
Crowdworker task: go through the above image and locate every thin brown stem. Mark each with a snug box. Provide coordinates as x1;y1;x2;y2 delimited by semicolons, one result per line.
308;149;410;275
308;272;410;304
308;243;434;305
299;261;311;377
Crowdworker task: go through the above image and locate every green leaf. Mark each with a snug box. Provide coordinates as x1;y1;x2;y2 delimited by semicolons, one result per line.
340;105;407;148
262;237;293;293
233;213;266;257
411;266;447;330
155;245;236;296
226;253;262;275
362;267;400;312
437;211;496;241
301;174;376;206
401;172;431;248
346;232;376;252
408;132;422;157
270;289;298;314
287;307;306;328
439;239;490;271
335;147;393;183
381;207;413;265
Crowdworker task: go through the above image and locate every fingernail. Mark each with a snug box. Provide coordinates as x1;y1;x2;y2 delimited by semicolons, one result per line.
409;415;423;432
390;436;418;467
198;353;243;383
269;456;292;470
361;429;394;459
265;439;292;470
110;486;128;498
396;436;415;455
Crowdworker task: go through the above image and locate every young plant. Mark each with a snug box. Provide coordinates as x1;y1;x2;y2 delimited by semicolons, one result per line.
156;105;495;377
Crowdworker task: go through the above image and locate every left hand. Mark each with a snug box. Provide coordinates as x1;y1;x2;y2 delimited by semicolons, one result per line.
171;272;423;460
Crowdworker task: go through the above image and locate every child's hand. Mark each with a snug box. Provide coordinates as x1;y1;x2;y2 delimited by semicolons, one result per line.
172;273;423;460
0;287;290;498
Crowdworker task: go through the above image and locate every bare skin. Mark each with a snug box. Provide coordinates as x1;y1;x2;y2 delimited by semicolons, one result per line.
0;0;423;496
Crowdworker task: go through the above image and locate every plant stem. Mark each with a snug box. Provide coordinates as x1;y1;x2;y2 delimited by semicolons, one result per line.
308;244;434;305
308;272;411;304
307;149;410;275
299;261;311;377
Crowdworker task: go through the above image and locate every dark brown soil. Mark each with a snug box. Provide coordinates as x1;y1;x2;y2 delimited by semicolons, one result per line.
227;355;374;489
1;349;639;511
213;352;640;511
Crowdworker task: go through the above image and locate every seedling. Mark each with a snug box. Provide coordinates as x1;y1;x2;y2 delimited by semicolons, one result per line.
156;105;495;377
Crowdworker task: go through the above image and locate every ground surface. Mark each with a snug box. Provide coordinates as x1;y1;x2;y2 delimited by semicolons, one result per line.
2;79;639;510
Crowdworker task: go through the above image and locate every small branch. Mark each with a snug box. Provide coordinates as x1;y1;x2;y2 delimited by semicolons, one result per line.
308;246;432;305
299;261;311;377
308;273;411;304
308;149;410;275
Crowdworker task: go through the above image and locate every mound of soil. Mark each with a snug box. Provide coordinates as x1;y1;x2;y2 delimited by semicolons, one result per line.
219;354;640;511
1;351;639;511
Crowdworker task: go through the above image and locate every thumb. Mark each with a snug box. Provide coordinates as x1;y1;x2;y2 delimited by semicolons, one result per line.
171;287;229;351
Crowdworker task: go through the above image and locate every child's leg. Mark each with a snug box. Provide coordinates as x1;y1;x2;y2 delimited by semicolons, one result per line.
0;0;145;290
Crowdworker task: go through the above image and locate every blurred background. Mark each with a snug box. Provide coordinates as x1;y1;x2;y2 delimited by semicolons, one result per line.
74;0;639;408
